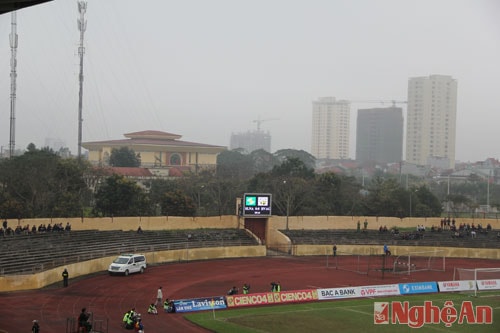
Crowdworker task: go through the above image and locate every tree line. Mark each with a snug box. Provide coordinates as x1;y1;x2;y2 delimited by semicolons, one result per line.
0;145;497;219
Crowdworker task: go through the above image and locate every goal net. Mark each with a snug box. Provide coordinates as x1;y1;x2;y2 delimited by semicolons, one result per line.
392;250;446;275
329;248;378;275
454;267;500;296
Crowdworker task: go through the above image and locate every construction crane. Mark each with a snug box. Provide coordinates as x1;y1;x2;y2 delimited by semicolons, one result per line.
253;117;279;131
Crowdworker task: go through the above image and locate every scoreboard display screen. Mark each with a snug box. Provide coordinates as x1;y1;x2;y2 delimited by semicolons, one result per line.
243;193;272;217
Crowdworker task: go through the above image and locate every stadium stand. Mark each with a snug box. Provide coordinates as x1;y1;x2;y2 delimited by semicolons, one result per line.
0;229;258;275
282;228;500;249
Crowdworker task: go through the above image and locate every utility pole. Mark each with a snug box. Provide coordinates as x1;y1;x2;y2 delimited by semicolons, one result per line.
487;170;491;211
447;174;450;216
77;1;87;160
9;11;18;158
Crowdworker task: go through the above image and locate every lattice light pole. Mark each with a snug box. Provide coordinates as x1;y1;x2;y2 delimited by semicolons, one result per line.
77;1;87;159
9;11;18;158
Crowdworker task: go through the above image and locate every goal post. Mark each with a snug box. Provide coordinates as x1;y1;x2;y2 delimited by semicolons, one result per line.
328;248;379;275
454;267;500;297
392;250;446;275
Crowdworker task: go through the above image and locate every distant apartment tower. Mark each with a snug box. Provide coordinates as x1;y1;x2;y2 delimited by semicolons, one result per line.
356;107;403;164
44;137;65;152
229;130;271;153
311;97;350;159
406;75;457;168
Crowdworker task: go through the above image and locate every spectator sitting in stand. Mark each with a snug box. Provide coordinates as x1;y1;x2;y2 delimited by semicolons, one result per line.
14;225;22;234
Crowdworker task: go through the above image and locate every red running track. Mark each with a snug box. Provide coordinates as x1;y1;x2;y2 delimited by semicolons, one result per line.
0;256;498;332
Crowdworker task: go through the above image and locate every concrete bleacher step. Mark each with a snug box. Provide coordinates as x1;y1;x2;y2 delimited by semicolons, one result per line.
281;228;500;249
0;228;259;275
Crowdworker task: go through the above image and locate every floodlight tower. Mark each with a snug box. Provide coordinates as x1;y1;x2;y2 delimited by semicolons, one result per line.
9;11;18;158
77;1;87;159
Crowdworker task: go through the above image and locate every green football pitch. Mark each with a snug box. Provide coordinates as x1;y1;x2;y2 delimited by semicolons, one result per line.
186;292;500;333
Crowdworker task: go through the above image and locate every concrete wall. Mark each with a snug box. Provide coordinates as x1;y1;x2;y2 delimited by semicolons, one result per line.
292;244;500;260
6;215;240;231
266;215;500;231
6;215;500;232
0;245;266;292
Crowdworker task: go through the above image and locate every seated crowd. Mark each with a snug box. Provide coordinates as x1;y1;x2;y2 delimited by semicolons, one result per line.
1;220;71;236
450;222;493;239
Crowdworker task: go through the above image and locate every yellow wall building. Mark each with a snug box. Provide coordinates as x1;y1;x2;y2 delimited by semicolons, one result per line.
82;130;226;174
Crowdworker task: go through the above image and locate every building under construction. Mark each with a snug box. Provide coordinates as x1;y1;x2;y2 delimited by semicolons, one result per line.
229;130;271;153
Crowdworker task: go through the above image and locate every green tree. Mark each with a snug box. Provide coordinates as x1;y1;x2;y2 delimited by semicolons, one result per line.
248;157;314;220
271;157;315;179
273;177;311;220
0;198;23;219
109;147;141;167
363;177;404;216
250;149;279;174
205;178;243;216
160;189;196;216
413;185;442;217
93;174;149;216
274;149;316;170
0;145;89;218
216;149;254;180
148;179;180;211
311;173;363;216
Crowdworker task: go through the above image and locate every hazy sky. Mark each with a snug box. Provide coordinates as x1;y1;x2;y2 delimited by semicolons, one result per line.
0;0;499;162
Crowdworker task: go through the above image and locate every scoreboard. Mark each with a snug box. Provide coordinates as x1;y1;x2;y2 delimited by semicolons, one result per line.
242;193;272;217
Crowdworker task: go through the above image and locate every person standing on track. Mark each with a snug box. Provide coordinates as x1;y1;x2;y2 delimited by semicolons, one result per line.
62;268;69;287
78;308;92;333
383;244;391;256
242;283;250;294
155;286;163;306
31;320;40;333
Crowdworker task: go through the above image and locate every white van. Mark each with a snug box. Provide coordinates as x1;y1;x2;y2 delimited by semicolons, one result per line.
108;253;147;276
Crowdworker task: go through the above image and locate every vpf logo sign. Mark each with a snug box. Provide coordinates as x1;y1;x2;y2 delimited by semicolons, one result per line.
374;301;493;328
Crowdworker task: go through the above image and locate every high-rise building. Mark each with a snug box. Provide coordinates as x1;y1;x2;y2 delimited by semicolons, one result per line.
406;75;457;168
311;97;350;159
356;107;403;164
229;130;271;153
